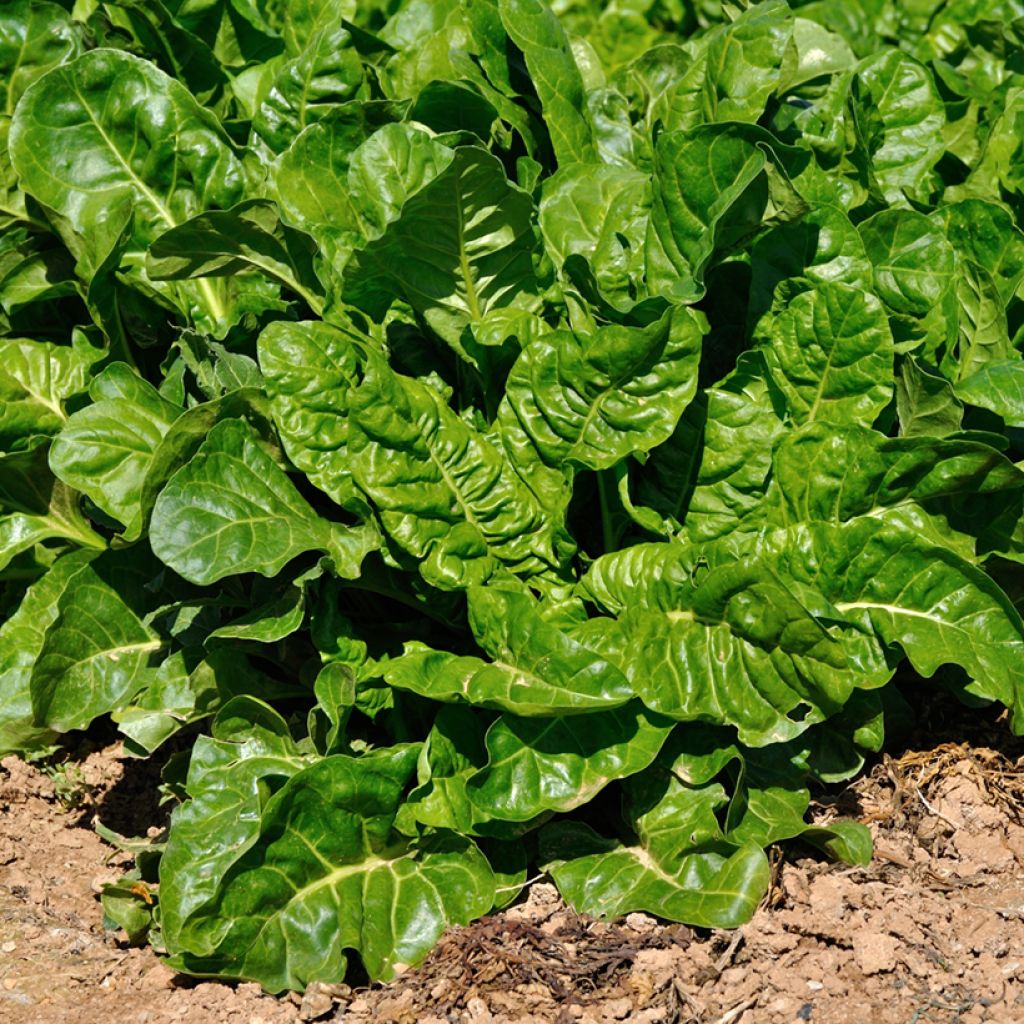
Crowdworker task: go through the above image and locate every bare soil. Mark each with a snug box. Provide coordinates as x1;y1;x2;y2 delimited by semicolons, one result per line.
3;723;1024;1024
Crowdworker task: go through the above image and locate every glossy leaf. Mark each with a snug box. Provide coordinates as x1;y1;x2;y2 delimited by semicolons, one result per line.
151;417;377;585
757;282;893;427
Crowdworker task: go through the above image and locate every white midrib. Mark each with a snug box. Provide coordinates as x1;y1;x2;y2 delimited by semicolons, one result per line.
73;82;226;323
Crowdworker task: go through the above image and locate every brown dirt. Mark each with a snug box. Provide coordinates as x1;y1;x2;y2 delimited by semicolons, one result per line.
2;733;1024;1024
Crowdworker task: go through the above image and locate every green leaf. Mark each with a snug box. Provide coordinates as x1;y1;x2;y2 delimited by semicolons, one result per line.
852;50;946;203
666;0;793;130
761;422;1024;563
30;551;165;734
0;0;83;117
0;452;105;571
159;697;313;952
147;199;323;316
858;209;957;357
539;162;650;313
258;319;363;511
252;26;364;153
593;560;857;745
748;521;1024;730
343;145;540;354
631;352;786;542
896;357;964;437
647;123;802;303
756;282;893;427
151;417;377;585
0;336;96;451
49;363;181;537
540;824;767;928
497;0;596;166
939;199;1024;306
349;360;557;588
171;745;495;990
956;360;1024;428
0;548;94;755
10;48;245;320
502;307;704;472
467;700;674;820
385;585;633;715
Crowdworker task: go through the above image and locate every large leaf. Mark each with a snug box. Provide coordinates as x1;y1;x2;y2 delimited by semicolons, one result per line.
0;548;93;755
29;551;165;734
147;199;324;315
349;360;557;588
343;145;540;354
0;0;83;117
252;25;364;153
466;699;674;820
756;281;893;427
646;123;803;303
748;521;1024;729
497;0;596;166
384;585;634;715
258;319;363;510
501;307;704;472
852;50;946;203
539;162;650;312
586;560;858;746
0;336;96;451
10;48;245;319
49;363;181;537
159;698;314;951
150;417;377;585
170;745;495;990
664;0;793;131
956;360;1024;427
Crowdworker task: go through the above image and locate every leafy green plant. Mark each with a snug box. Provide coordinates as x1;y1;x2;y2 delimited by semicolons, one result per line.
2;0;1024;993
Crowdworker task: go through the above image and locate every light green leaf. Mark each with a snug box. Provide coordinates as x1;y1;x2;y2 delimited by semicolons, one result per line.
258;319;363;511
502;306;704;472
171;745;495;990
539;162;650;312
540;825;767;929
0;0;83;117
349;360;557;588
467;700;673;820
159;698;313;952
151;418;377;585
757;282;893;427
343;145;540;354
852;50;945;203
956;360;1024;427
49;363;181;537
0;548;93;755
665;0;793;130
147;199;324;316
252;26;364;153
497;0;596;166
0;336;96;451
30;551;165;734
896;357;963;437
385;585;633;715
11;48;245;319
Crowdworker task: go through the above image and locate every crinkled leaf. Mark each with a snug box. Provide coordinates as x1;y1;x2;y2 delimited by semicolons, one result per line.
151;417;377;585
756;281;893;427
171;745;495;990
502;307;704;472
385;585;633;715
349;360;556;588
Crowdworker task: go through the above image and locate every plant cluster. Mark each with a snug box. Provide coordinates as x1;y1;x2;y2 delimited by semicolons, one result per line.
2;0;1024;992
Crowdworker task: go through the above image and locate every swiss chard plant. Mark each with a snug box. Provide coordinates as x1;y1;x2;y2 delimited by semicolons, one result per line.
3;0;1024;992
